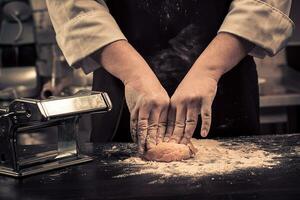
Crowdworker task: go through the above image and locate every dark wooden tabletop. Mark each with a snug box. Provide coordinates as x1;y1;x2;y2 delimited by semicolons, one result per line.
0;134;299;200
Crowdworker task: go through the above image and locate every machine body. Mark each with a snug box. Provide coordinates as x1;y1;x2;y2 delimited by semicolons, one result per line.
0;90;112;177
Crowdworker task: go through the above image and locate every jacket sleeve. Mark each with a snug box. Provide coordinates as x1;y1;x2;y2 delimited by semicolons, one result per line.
218;0;294;58
46;0;127;74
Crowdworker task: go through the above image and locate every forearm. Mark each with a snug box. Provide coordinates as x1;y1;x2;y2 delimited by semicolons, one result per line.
99;40;157;85
189;32;254;81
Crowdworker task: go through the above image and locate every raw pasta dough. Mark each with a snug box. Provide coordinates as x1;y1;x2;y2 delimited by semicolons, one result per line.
143;142;196;162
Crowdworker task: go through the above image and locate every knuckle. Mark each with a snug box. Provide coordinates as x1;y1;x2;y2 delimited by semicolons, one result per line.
137;130;147;139
170;95;182;105
167;121;175;127
141;96;156;107
145;96;169;109
145;96;156;106
201;108;211;117
185;119;197;126
138;119;148;130
148;122;158;130
172;95;200;105
186;94;200;104
158;121;167;128
202;114;211;120
204;96;214;104
175;121;185;128
157;98;170;108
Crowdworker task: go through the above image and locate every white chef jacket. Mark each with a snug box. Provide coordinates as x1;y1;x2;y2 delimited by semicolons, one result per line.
46;0;294;74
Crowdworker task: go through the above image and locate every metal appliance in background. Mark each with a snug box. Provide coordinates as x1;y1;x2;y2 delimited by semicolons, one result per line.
0;90;112;177
0;0;36;67
0;0;39;100
0;67;39;100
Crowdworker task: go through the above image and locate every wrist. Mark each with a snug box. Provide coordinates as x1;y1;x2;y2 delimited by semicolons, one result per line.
189;62;224;82
122;68;156;86
188;33;253;82
99;40;156;85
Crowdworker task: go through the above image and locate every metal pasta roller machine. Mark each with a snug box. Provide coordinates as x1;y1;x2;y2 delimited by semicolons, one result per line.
0;90;112;177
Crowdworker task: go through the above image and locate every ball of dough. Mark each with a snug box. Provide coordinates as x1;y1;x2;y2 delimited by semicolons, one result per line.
143;142;193;162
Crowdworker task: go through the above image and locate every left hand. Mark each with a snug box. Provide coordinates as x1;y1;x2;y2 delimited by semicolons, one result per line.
163;72;218;144
163;33;253;144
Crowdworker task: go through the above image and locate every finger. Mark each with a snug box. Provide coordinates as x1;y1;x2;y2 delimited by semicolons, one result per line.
137;102;151;154
164;104;176;142
169;104;187;143
146;107;161;150
156;106;168;144
180;104;199;144
130;105;139;143
200;98;213;137
186;140;198;156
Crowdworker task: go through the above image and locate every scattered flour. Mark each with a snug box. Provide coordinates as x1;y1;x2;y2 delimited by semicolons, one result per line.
112;139;281;180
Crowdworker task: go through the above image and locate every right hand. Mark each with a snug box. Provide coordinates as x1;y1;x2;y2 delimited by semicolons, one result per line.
125;76;170;155
98;40;170;154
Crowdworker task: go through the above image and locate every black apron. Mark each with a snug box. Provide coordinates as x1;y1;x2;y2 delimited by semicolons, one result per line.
91;0;260;142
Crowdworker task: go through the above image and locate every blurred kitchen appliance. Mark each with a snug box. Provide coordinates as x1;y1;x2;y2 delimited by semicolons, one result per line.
0;0;36;67
0;67;39;99
0;90;112;177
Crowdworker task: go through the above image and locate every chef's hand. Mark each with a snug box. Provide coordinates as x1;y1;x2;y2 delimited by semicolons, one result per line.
125;76;170;154
99;40;169;154
164;74;217;144
164;32;254;143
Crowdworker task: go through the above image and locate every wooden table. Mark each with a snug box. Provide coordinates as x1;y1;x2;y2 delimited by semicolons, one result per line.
0;134;299;200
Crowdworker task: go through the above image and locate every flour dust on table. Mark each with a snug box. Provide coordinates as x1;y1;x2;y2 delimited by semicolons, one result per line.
110;139;282;182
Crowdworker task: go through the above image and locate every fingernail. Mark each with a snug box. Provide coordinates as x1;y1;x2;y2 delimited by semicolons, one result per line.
201;130;207;137
163;137;169;142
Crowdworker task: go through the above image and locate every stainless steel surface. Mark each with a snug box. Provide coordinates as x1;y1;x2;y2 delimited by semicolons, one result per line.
0;67;38;98
56;118;78;159
39;91;109;118
0;67;37;88
0;90;111;177
0;155;92;177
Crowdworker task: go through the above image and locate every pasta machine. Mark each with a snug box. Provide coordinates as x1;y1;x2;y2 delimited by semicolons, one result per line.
0;90;112;177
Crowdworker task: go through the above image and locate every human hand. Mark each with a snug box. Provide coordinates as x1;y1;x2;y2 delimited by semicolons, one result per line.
162;32;253;144
164;73;217;144
98;40;170;154
125;76;170;155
